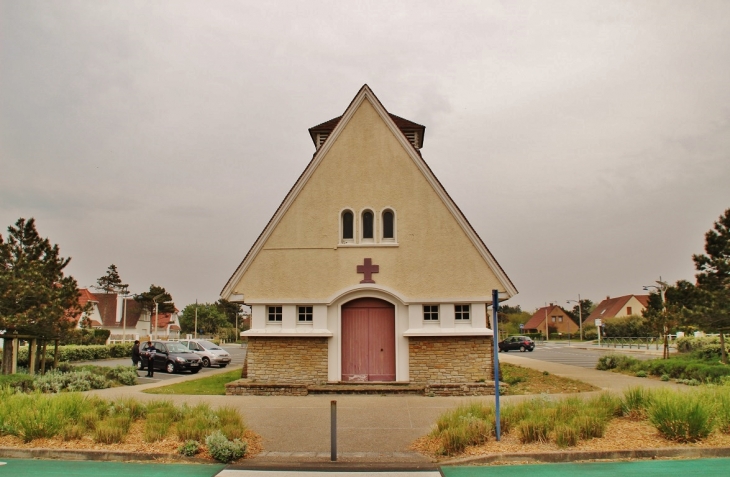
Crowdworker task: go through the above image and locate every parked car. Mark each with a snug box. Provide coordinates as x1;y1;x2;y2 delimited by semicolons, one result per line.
498;336;535;352
139;340;202;374
178;339;232;368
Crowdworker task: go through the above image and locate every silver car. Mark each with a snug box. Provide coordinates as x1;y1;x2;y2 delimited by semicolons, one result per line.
179;339;232;368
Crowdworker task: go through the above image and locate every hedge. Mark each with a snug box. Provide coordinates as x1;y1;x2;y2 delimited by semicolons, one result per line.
597;353;730;383
13;342;135;367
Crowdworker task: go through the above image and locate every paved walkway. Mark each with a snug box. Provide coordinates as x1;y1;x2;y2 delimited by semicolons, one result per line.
497;352;686;392
86;353;688;464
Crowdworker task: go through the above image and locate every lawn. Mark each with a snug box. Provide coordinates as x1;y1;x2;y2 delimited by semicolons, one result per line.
499;363;597;394
144;369;242;395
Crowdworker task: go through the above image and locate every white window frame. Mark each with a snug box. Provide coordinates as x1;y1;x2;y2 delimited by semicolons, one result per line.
297;306;313;322
423;305;439;321
267;306;282;322
455;304;470;321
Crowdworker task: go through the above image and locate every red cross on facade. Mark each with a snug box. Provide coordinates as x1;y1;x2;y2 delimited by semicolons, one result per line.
356;258;379;284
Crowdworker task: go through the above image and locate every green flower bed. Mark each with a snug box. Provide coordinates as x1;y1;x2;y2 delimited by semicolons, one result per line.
428;386;730;455
597;353;730;384
0;391;250;462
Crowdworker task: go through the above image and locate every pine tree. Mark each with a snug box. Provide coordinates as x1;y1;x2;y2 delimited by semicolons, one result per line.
134;285;175;315
692;208;730;362
94;264;128;294
0;218;83;337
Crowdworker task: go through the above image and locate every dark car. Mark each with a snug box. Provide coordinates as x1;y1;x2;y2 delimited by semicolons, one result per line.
140;340;203;374
498;336;535;352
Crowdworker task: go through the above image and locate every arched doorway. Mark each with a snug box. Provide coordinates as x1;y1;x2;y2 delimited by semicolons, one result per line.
341;298;395;382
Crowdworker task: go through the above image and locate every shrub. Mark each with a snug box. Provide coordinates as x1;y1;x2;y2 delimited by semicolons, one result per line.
177;417;216;442
0;374;34;392
661;374;670;381
574;413;607;439
554;424;579;447
61;424;85;441
93;418;128;444
676;336;725;354
179;440;200;457
144;418;171;442
109;397;146;420
635;371;647;378
15;342;135;367
603;315;651;338
206;430;246;463
104;366;138;386
596;354;641;371
588;392;623;418
13;395;66;442
622;387;654;419
649;393;714;442
516;415;552;443
708;388;730;433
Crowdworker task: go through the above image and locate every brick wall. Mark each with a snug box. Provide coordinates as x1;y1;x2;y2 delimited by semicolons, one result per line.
247;337;328;384
409;336;494;384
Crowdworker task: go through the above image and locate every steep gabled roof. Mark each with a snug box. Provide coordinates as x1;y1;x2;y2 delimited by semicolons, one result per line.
586;295;650;322
523;305;568;330
93;293;118;327
221;84;517;300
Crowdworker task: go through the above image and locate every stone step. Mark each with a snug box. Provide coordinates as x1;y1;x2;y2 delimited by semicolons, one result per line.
307;383;426;395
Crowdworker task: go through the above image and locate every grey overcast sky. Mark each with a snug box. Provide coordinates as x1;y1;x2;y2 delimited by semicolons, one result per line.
1;1;729;312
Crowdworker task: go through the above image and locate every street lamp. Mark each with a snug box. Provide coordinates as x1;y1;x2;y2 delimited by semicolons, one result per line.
567;294;583;341
152;294;173;340
643;277;669;358
119;286;130;344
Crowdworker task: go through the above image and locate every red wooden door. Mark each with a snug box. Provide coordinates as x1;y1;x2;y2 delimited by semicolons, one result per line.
341;298;395;382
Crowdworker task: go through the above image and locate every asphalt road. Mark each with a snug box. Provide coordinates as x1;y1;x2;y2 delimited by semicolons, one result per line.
75;343;247;382
502;342;659;368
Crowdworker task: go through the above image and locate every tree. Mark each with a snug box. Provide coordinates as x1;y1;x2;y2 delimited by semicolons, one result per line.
134;285;175;316
179;303;228;335
94;264;128;294
498;304;522;315
691;208;730;362
565;299;595;328
215;299;242;327
0;218;84;337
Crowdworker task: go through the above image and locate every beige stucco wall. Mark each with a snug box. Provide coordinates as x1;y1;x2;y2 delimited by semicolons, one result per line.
615;296;647;318
233;98;503;302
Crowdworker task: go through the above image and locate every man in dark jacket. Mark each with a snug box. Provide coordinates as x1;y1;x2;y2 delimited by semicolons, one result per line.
145;341;157;377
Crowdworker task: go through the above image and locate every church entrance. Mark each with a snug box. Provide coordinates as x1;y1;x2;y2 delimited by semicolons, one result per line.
341;298;396;382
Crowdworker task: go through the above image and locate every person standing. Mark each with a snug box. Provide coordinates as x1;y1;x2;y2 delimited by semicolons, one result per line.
131;340;141;370
145;340;157;377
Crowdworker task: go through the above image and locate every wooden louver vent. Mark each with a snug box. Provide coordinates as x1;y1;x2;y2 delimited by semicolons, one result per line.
403;130;419;149
317;132;330;148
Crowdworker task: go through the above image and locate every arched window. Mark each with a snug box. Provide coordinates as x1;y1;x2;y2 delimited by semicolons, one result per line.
342;210;354;242
382;210;394;240
362;210;374;240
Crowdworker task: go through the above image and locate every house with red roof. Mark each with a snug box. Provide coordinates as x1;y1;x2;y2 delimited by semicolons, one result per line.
523;304;579;335
72;289;182;341
585;295;650;325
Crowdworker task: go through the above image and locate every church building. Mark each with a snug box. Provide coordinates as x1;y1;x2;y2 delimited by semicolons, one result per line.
221;85;517;395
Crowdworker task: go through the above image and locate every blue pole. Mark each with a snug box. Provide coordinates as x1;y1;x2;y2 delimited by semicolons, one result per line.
492;289;501;441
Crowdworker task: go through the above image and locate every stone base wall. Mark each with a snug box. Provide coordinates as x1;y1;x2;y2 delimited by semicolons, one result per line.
246;337;328;384
409;336;494;384
226;381;309;396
